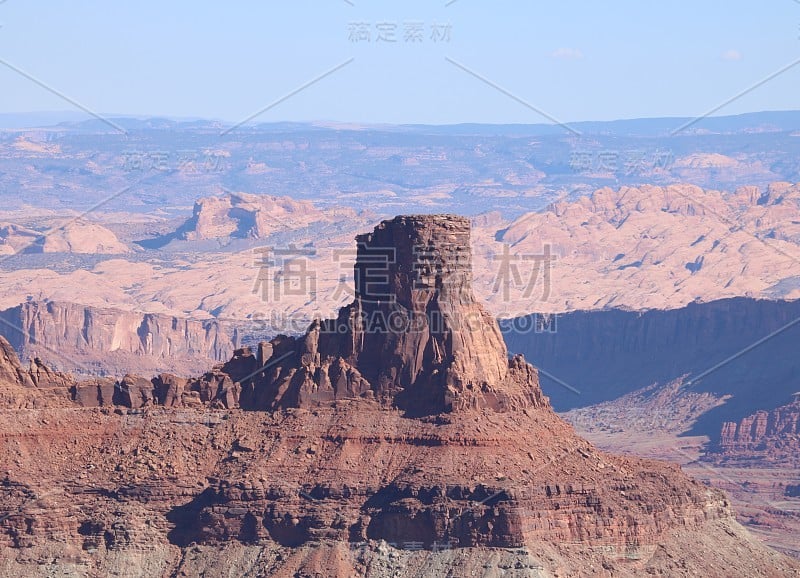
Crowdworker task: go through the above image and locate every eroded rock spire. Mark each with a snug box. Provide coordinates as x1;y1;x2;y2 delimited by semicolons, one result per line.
235;214;548;414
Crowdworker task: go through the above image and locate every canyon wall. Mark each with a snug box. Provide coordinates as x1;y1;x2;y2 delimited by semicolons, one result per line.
0;301;239;377
502;297;800;438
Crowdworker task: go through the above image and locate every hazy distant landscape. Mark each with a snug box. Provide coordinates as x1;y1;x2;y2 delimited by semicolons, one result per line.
2;111;800;216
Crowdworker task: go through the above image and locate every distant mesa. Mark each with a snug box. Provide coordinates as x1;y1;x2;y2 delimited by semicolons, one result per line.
136;191;363;249
0;219;129;255
674;153;740;169
178;192;327;241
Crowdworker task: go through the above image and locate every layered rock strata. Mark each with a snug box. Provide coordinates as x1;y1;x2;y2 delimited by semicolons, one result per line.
0;215;797;577
230;215;546;415
711;394;800;466
0;301;239;377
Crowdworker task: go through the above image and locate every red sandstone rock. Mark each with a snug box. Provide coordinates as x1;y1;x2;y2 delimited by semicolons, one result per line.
0;216;797;577
0;336;33;388
713;394;800;466
0;335;77;408
235;215;546;415
153;373;188;407
0;300;239;378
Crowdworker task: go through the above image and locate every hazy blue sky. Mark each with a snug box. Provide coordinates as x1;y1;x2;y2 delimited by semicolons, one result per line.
0;1;798;124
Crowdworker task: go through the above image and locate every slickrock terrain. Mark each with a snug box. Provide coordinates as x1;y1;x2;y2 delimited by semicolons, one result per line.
0;300;239;377
483;182;800;314
0;215;797;577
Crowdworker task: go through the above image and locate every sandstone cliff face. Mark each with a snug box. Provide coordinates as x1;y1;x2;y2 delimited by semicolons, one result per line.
177;191;357;241
503;297;800;441
719;398;800;446
712;394;800;465
4;407;795;578
0;301;239;377
233;215;546;415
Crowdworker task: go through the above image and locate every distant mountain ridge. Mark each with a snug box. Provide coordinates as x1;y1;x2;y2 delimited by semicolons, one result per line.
4;109;800;136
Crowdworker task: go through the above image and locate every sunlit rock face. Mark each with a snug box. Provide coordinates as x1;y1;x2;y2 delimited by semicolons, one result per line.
237;214;547;415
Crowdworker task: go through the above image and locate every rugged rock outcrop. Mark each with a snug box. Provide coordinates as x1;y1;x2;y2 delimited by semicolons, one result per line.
711;394;800;466
0;334;112;409
232;215;546;415
3;404;796;577
176;191;358;241
719;394;800;447
0;219;130;255
0;335;32;388
0;316;247;406
60;216;547;414
0;300;239;377
0;215;798;577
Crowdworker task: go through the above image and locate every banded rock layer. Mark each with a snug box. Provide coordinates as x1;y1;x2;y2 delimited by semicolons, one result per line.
0;215;797;577
0;301;239;377
711;394;800;466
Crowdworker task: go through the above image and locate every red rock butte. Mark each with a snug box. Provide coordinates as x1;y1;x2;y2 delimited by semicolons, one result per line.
0;215;797;576
225;214;546;416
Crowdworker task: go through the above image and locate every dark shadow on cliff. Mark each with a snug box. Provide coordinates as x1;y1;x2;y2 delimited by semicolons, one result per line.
165;488;218;547
502;297;800;439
